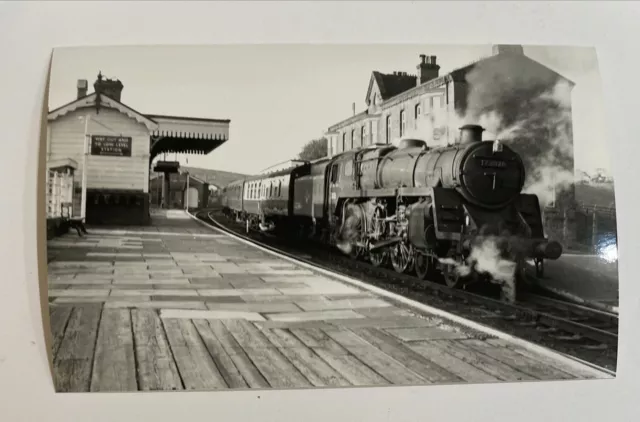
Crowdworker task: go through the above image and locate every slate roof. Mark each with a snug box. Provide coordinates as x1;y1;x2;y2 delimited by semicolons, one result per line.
372;71;418;100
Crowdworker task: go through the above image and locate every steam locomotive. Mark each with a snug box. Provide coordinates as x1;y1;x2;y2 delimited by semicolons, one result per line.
220;124;562;302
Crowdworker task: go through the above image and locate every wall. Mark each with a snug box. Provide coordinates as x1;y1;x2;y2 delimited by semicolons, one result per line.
47;106;151;223
379;86;450;145
48;107;150;191
329;83;452;154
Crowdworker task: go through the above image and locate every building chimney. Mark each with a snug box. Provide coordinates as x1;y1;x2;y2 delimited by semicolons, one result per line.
416;54;440;85
77;79;88;99
458;124;485;145
492;44;524;56
352;102;356;116
93;71;124;102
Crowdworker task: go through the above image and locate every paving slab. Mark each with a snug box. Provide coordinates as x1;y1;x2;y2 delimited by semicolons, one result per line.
45;209;612;392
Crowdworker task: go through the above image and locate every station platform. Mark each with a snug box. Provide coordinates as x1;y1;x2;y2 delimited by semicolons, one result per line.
46;210;610;392
532;253;619;313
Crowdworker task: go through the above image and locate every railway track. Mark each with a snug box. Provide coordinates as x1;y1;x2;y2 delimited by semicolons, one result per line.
195;208;618;372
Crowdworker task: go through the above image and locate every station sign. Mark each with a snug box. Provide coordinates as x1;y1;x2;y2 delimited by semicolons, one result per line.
91;135;132;157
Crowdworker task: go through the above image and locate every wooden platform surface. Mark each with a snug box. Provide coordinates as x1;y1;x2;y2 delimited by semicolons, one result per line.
46;210;606;392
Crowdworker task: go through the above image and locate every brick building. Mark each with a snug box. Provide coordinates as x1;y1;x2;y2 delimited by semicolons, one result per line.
324;45;580;248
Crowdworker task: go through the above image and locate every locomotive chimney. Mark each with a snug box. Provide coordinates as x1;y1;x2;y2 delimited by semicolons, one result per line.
416;54;440;85
459;124;485;145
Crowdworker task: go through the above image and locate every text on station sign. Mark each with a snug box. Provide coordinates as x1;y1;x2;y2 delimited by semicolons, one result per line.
91;135;132;157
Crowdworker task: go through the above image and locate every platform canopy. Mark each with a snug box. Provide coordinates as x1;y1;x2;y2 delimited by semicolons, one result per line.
147;114;229;160
48;91;230;161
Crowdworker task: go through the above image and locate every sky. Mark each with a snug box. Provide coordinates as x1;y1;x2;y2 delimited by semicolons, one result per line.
48;44;610;177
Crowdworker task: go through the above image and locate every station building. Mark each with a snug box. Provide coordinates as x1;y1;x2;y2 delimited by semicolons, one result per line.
323;44;579;248
46;73;230;226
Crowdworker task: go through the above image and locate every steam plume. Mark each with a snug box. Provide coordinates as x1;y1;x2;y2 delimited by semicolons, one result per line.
460;56;575;208
403;54;575;209
438;236;518;302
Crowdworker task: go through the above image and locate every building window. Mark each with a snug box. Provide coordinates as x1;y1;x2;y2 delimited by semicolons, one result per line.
414;103;421;128
400;110;406;137
361;126;365;146
386;115;391;144
342;132;346;152
351;129;355;149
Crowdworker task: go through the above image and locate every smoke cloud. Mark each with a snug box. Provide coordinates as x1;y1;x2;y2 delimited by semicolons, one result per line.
459;55;575;208
402;54;576;208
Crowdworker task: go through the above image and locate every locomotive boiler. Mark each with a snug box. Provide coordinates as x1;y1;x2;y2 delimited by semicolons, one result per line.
220;123;563;303
332;124;562;302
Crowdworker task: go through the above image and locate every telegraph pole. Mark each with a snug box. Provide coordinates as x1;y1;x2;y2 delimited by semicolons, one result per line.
81;114;91;221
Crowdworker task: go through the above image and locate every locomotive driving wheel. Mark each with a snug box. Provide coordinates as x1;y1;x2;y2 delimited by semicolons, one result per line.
442;254;465;288
390;242;414;274
414;225;437;280
414;250;433;280
442;264;462;288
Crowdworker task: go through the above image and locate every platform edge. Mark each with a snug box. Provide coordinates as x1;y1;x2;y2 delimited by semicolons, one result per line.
188;210;616;379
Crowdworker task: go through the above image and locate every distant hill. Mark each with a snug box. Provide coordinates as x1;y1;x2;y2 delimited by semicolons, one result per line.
180;166;250;188
575;182;616;209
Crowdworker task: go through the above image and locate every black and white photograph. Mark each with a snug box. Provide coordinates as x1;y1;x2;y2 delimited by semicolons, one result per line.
44;43;618;393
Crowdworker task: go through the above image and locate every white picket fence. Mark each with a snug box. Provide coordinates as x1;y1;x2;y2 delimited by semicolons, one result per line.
46;169;74;219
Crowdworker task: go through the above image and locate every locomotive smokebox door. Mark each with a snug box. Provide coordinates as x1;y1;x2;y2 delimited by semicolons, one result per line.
459;124;484;144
